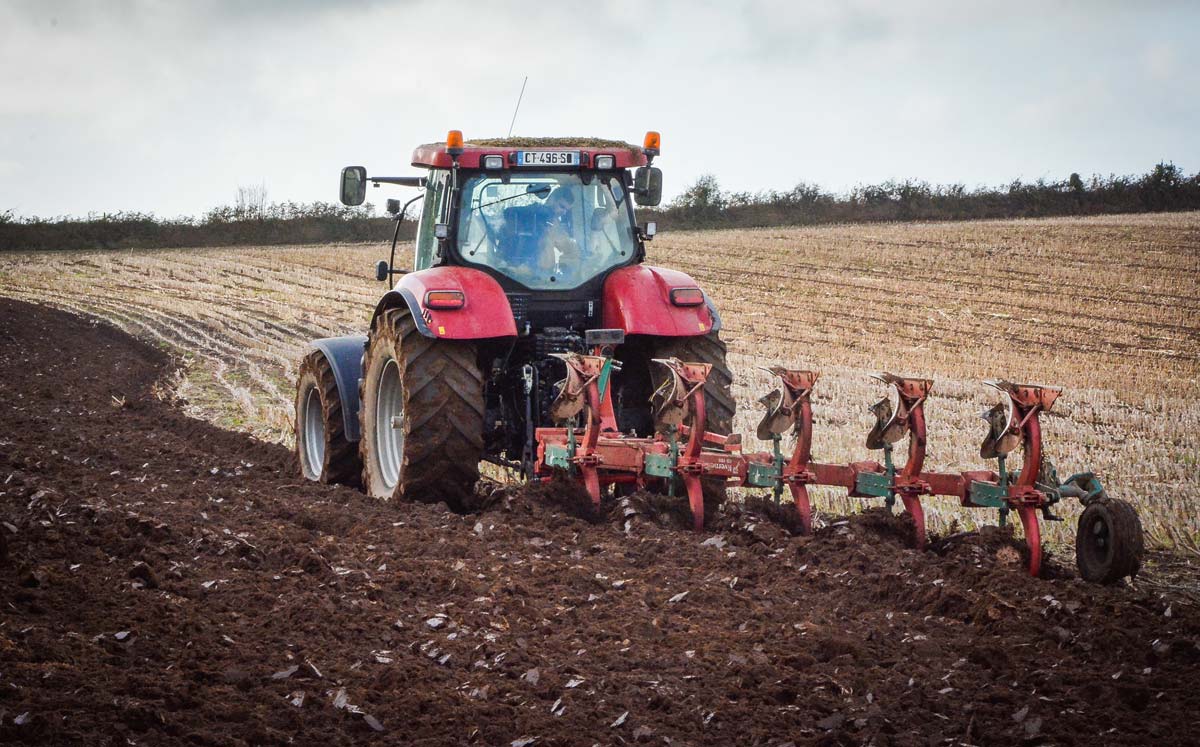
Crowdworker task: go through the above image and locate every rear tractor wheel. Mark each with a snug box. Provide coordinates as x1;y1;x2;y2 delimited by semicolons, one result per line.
1075;499;1144;584
359;308;485;511
295;350;361;487
650;331;736;526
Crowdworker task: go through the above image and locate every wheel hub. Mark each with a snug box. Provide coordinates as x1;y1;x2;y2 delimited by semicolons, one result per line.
301;386;324;480
375;358;405;490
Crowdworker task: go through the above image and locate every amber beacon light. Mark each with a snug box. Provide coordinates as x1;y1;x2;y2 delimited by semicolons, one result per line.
643;130;661;156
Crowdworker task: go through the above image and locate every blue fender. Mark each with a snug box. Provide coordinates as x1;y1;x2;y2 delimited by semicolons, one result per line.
705;294;723;332
308;335;368;442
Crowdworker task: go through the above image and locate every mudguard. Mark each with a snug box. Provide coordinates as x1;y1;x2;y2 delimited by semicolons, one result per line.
602;265;721;336
372;266;519;339
308;335;368;442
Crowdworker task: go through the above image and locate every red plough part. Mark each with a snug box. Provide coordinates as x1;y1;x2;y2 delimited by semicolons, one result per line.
535;354;745;530
534;356;1142;581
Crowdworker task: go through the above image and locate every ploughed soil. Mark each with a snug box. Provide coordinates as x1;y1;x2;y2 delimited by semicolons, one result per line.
1;296;1198;747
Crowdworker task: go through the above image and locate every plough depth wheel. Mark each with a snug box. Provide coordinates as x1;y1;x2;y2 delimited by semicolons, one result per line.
1075;499;1144;583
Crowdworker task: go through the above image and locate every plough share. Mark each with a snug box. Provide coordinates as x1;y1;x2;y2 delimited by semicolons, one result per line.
535;354;1143;583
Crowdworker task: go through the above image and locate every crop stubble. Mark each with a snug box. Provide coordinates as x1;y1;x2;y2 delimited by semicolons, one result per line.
0;212;1197;547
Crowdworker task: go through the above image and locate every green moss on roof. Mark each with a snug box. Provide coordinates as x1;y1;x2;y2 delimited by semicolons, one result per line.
422;136;642;152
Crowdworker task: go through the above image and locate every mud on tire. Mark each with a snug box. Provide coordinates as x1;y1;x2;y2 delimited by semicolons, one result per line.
650;331;736;522
359;307;485;511
295;350;361;487
1075;499;1144;584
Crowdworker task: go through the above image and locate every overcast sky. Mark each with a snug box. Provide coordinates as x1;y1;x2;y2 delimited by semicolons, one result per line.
2;0;1197;218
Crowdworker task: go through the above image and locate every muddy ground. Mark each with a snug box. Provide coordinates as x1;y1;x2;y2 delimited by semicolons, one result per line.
0;297;1198;746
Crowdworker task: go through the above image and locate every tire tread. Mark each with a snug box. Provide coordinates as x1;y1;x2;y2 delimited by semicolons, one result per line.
1075;498;1144;583
360;308;484;510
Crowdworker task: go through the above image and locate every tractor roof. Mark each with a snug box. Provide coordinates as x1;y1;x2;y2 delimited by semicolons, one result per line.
411;137;648;169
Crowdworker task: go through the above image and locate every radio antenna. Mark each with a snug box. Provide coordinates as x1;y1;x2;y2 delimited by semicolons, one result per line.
507;76;528;138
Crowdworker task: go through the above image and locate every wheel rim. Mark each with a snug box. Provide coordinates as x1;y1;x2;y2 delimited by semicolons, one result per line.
301;385;324;480
1079;510;1114;574
375;358;405;490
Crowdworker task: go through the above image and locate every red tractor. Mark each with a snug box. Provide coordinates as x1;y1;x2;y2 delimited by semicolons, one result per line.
295;131;733;516
295;130;1144;583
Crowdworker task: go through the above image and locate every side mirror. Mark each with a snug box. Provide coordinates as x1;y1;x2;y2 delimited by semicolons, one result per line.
634;166;662;207
375;260;390;282
340;166;367;206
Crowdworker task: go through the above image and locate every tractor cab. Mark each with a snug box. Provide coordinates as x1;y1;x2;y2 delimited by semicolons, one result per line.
447;170;637;289
342;132;663;299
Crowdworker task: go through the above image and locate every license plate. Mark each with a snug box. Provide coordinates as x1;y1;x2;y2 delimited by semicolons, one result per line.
516;151;579;167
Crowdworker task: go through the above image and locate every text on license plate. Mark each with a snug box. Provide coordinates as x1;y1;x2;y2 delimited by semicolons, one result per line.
516;151;579;167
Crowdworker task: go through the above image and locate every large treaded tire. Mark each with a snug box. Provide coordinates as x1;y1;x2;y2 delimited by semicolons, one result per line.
359;308;485;511
1075;499;1144;584
650;331;736;524
295;350;361;487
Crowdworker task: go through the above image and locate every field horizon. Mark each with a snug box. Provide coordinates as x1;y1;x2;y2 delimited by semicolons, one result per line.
2;210;1197;550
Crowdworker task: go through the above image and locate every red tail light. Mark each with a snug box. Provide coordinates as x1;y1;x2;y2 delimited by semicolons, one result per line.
670;287;704;307
425;290;465;309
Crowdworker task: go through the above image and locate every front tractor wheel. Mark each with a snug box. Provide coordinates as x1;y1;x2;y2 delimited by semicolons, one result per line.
359;308;485;511
295;350;361;486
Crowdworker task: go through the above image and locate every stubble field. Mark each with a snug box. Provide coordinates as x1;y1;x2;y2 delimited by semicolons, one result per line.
0;212;1198;549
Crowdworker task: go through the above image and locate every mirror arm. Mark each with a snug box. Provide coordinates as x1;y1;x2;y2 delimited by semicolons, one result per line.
370;176;427;188
387;218;403;281
383;192;425;283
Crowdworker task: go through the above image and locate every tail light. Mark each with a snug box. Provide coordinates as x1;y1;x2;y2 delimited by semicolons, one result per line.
670;287;704;307
425;290;465;310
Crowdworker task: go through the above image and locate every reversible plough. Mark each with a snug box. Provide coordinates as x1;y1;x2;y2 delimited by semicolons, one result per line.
535;354;1142;581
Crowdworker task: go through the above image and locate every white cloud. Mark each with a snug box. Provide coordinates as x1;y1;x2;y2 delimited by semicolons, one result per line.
0;0;1197;217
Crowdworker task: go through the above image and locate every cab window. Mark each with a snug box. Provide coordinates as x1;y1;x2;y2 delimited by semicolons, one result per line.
455;172;636;289
414;171;447;271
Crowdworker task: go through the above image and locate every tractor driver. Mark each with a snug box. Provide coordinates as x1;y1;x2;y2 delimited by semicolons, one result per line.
496;184;583;283
589;201;622;259
537;187;580;271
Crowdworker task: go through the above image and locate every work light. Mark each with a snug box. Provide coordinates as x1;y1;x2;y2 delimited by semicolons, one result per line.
594;155;615;170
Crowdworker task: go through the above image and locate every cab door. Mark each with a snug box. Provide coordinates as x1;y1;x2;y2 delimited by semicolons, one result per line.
413;170;448;271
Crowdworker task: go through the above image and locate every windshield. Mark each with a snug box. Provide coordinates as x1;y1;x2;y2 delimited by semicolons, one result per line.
456;172;636;289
